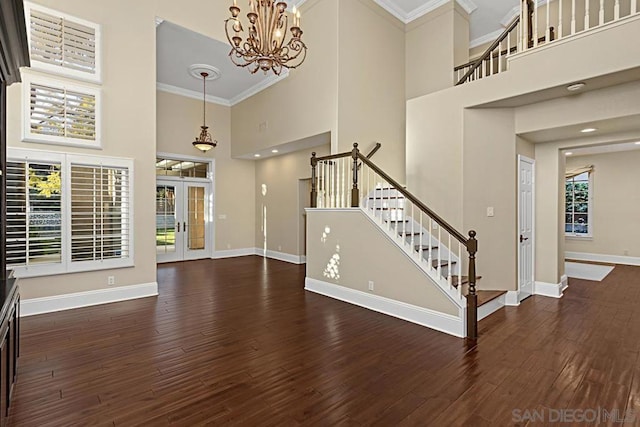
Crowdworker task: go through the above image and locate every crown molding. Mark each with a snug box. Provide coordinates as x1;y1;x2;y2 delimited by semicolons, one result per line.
373;0;477;24
157;69;289;107
500;5;520;26
469;28;504;48
229;69;289;106
156;83;231;107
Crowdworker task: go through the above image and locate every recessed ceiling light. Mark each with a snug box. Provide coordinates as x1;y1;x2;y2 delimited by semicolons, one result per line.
581;128;597;133
567;82;586;92
565;152;573;156
635;142;640;145
271;149;279;153
254;154;261;158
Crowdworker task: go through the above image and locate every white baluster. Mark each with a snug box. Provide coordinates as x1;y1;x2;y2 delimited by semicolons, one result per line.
419;212;423;261
437;225;442;280
447;234;452;285
490;48;495;76
428;218;433;265
458;242;462;297
365;165;369;211
632;0;637;15
499;40;504;72
546;0;551;42
571;0;576;34
614;0;620;20
599;0;605;25
534;0;539;47
558;0;563;39
411;205;415;251
319;161;324;208
585;0;590;30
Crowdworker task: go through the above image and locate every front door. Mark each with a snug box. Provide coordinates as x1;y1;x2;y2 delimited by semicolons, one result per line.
518;156;534;299
156;180;210;263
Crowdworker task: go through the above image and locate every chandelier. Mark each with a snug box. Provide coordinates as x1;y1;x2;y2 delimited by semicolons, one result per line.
225;0;307;75
192;72;217;152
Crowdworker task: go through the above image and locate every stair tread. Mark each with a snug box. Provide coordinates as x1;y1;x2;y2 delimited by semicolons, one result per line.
477;290;507;307
375;207;404;211
432;259;457;268
400;231;422;236
369;196;404;200
386;219;409;223
450;276;482;287
415;245;438;251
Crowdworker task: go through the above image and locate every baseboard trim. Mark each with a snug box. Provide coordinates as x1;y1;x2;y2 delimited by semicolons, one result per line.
256;249;306;265
20;282;159;317
213;248;306;264
505;291;521;306
534;280;565;298
478;294;506;320
565;251;640;266
305;277;464;338
212;248;258;259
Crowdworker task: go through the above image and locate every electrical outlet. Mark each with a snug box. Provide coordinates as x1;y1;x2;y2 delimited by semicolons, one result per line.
487;207;495;217
368;281;374;291
278;245;282;251
107;276;115;286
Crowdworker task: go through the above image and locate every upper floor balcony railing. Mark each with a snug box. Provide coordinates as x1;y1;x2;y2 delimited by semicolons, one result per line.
456;0;639;85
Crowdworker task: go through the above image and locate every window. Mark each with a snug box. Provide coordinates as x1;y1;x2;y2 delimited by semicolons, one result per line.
22;73;101;148
565;171;591;236
25;2;101;83
7;149;133;277
6;158;64;272
155;157;208;178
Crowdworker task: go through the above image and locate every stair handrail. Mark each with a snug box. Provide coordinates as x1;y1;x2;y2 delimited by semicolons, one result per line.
456;14;521;86
310;143;479;339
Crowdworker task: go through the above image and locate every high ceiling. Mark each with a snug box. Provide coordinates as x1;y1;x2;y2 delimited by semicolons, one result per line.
156;0;519;105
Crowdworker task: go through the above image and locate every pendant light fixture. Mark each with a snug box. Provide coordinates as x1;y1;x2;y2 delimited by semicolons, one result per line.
192;71;217;152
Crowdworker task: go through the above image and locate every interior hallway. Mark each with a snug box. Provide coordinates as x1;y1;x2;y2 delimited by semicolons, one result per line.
9;257;640;425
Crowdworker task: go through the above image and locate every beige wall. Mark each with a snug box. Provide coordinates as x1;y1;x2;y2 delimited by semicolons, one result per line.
7;0;159;299
565;150;640;258
156;91;256;252
406;2;469;99
337;0;406;180
230;0;339;158
255;145;330;256
462;108;517;291
407;15;640;291
307;209;459;316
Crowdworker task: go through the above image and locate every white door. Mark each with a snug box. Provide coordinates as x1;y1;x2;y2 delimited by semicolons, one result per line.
518;156;534;299
156;180;210;263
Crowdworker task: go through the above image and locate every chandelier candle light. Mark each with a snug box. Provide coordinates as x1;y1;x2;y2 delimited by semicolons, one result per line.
225;0;307;75
192;72;218;152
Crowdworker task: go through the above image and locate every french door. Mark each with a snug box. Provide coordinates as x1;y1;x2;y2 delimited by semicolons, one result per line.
156;179;210;263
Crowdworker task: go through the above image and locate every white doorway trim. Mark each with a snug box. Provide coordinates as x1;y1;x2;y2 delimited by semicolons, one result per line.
518;155;535;302
155;152;215;262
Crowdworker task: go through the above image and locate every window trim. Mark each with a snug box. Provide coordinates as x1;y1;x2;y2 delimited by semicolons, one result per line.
21;71;102;149
7;148;134;278
565;171;593;238
24;1;102;84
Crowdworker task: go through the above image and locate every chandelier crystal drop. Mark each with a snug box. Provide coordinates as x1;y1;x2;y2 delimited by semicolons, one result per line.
225;0;307;75
192;72;217;152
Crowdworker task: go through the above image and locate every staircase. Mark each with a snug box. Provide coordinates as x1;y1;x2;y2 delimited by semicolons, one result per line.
309;144;507;339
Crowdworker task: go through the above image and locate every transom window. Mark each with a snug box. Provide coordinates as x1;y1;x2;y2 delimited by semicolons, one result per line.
156;157;208;178
565;171;591;236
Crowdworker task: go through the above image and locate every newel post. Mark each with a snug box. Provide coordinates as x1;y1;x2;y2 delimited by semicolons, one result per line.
466;230;478;340
351;143;360;207
310;152;318;208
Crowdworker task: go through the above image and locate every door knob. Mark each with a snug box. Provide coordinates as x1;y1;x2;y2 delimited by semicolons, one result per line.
520;235;529;243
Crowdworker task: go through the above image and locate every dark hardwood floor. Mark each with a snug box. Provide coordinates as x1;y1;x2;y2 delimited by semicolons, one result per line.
8;257;640;425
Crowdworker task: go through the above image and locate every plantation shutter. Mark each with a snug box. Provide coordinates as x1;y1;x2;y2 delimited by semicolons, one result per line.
29;80;97;141
29;8;97;75
70;164;131;263
5;160;62;267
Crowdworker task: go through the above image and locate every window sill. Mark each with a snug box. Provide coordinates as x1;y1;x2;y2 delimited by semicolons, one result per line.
10;261;134;279
565;234;593;241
